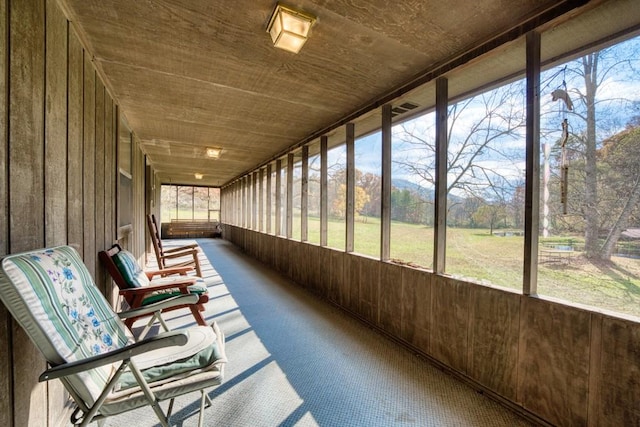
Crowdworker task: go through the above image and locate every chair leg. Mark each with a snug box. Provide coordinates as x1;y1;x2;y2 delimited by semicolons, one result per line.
167;398;175;418
198;391;207;427
137;311;170;339
205;393;213;408
190;305;208;326
129;362;170;427
193;256;202;277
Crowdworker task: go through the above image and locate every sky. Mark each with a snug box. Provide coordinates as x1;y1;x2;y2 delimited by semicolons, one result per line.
326;33;640;199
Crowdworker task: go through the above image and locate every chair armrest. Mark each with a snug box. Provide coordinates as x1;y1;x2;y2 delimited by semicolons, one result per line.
164;244;199;254
161;249;198;260
39;330;189;381
117;294;200;320
145;266;193;279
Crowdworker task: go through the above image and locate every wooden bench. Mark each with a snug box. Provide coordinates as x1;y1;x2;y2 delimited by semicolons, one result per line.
162;220;222;239
539;248;574;264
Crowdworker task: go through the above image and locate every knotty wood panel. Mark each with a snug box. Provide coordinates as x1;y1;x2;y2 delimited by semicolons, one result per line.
0;308;9;427
594;316;640;426
430;276;469;372
105;97;115;248
9;0;44;253
328;249;344;305
44;2;70;423
83;55;96;276
468;286;520;400
9;2;47;426
314;244;330;298
67;27;84;253
400;267;431;352
131;134;146;256
95;81;106;293
44;0;67;247
0;7;9;427
379;262;403;336
344;253;358;312
518;297;590;426
588;313;603;427
0;0;6;257
290;241;308;285
358;256;380;325
304;244;322;294
345;253;359;313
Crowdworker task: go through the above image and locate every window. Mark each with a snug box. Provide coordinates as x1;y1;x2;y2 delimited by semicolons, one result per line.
327;144;347;250
270;164;277;234
391;113;436;269
161;185;221;223
292;152;302;240
354;132;381;257
537;34;640;317
279;157;287;236
307;141;321;244
445;79;527;289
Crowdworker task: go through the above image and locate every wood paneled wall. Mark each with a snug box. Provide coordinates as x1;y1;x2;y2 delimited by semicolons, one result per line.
224;225;640;427
0;0;145;425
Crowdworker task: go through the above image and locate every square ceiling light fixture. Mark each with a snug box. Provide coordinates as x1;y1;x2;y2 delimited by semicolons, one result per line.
266;3;316;54
206;147;222;159
194;173;203;180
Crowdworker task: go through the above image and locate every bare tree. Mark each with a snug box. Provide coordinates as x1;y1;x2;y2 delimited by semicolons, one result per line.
394;80;527;226
545;38;640;259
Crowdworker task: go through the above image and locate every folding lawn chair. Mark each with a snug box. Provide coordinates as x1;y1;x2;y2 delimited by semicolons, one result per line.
0;245;226;427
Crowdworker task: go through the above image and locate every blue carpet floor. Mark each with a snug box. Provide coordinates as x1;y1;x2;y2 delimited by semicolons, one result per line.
105;238;536;427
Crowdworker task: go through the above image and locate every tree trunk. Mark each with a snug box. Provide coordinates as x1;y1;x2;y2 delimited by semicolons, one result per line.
601;177;640;260
582;54;600;258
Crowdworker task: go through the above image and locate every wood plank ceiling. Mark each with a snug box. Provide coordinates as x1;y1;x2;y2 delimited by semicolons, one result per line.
59;0;590;187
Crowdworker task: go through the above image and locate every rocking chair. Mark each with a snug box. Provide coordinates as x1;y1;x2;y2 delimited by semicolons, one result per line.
147;214;202;276
0;245;226;427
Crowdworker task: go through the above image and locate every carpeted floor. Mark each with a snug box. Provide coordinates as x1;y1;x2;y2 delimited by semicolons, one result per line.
105;238;536;427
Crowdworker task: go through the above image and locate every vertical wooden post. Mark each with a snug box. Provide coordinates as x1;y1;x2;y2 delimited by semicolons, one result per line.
242;177;247;227
233;181;237;226
232;182;237;226
524;31;541;295
381;105;392;261
275;159;282;236
346;123;355;252
287;153;294;238
266;163;272;234
259;168;264;232
247;175;252;228
252;171;258;230
434;77;448;274
301;145;309;242
320;136;328;246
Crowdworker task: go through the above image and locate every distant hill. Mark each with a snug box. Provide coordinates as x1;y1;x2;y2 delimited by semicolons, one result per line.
392;178;434;199
391;178;463;203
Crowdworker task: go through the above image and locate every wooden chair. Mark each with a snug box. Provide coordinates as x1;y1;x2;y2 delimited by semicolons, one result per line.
147;214;202;276
99;244;209;333
0;245;226;427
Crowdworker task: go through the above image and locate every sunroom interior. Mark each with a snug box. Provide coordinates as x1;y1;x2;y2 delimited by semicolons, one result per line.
1;0;640;426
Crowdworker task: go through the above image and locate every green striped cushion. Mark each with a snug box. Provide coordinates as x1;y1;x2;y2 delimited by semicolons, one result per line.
141;282;207;305
112;250;149;288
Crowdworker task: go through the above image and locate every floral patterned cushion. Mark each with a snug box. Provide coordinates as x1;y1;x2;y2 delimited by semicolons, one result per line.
0;246;135;404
